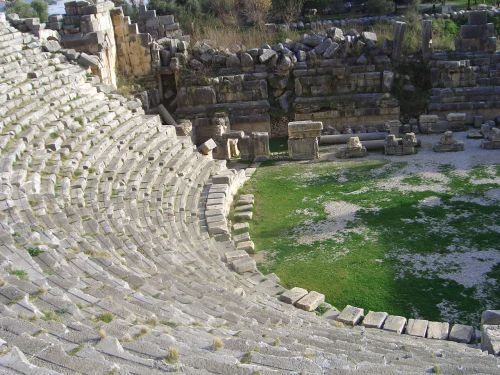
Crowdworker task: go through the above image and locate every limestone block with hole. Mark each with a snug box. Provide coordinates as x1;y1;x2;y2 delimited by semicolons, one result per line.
427;322;450;340
336;305;364;326
363;311;388;329
383;315;406;334
406;319;429;337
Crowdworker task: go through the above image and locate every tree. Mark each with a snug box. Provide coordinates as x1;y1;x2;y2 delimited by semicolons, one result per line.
6;0;38;19
365;0;392;15
31;0;49;23
272;0;304;23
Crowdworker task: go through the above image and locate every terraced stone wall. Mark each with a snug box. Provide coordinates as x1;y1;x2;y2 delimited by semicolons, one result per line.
427;12;500;121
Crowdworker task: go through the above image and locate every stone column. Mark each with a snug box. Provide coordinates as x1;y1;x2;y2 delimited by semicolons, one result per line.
288;121;323;160
392;21;407;62
421;20;433;61
252;132;270;161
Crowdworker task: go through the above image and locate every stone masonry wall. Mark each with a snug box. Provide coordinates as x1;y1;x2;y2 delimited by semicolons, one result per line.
58;1;118;86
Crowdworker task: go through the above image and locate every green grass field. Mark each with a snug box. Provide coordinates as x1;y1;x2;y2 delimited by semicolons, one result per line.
236;160;500;325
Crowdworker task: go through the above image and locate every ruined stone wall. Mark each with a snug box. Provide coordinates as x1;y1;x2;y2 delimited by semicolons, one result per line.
293;60;398;131
59;1;118;86
110;8;153;77
427;11;500;121
174;28;400;140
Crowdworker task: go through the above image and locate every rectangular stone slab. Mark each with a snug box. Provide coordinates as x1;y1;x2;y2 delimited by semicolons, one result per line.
427;321;449;340
295;291;325;312
288;120;323;138
481;310;500;325
406;319;428;337
383;315;406;334
279;287;308;304
336;305;364;326
234;211;253;221
235;204;253;213
231;258;256;274
233;232;251;244
233;222;249;233
449;324;474;343
481;325;500;356
225;250;249;263
207;198;224;206
362;311;388;328
236;240;255;253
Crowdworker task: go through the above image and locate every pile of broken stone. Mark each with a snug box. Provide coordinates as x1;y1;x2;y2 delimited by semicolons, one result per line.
188;27;384;74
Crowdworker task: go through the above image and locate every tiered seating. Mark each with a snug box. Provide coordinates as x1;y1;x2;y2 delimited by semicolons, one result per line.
0;18;499;375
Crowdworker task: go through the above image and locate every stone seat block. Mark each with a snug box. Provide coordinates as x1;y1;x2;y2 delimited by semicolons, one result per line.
234;211;253;221
235;204;253;213
482;310;500;326
232;232;251;244
406;319;429;337
336;305;364;326
481;325;500;356
231;257;256;274
383;315;406;334
426;321;450;340
225;250;249;263
295;291;325;312
236;240;255;253
279;287;308;304
362;311;388;329
449;324;474;343
233;222;249;233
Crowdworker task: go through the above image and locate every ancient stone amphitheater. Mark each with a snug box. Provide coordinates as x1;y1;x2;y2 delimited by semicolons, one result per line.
0;8;499;375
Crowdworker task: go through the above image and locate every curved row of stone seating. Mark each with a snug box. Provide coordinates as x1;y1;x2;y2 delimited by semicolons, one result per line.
0;17;499;374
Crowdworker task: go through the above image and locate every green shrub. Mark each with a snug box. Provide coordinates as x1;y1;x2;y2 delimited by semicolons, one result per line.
26;247;44;257
30;0;48;23
96;312;114;323
365;0;393;15
6;0;38;19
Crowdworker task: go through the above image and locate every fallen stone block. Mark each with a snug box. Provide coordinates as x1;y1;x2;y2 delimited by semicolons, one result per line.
233;232;251;244
362;311;388;329
427;321;450;340
43;39;61;52
449;324;474;343
231;257;256;274
482;310;500;325
207;221;228;235
199;139;217;155
234;211;253;221
383;315;407;334
279;287;308;304
336;305;364;326
406;319;429;337
225;250;249;263
288;120;323;138
235;204;253;213
233;222;250;233
295;291;325;312
236;240;255;253
481;325;500;355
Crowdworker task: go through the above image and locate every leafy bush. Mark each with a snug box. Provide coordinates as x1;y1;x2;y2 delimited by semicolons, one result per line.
6;0;38;19
272;0;304;22
365;0;393;15
31;0;48;23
